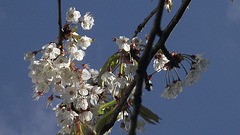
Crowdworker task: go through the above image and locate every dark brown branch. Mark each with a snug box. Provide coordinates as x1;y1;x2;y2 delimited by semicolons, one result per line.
57;0;64;48
98;79;136;135
151;0;192;60
128;0;165;134
133;7;158;38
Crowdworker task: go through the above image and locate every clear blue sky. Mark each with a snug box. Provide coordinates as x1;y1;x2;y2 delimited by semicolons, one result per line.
1;0;240;135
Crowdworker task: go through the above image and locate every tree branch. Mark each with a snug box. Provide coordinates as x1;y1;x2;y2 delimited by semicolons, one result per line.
57;0;64;48
98;79;136;135
151;0;192;60
128;0;165;134
132;7;158;38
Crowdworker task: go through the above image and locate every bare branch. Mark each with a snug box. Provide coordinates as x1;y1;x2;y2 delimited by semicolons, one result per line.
57;0;64;48
151;0;192;60
133;7;158;38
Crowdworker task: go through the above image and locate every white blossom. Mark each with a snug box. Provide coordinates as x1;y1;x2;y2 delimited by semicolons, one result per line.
42;43;60;59
153;53;169;72
77;35;92;50
113;77;126;89
34;82;50;93
192;54;210;72
81;69;91;81
89;86;103;106
61;86;78;103
79;111;93;122
52;83;65;93
90;69;99;78
28;59;44;70
28;68;45;83
124;64;137;75
165;0;173;12
78;84;91;96
54;56;70;68
182;70;202;87
65;38;78;54
101;72;116;92
118;111;128;121
32;91;43;101
80;12;94;30
69;49;85;61
161;80;182;99
24;52;36;61
116;36;131;52
66;7;81;24
75;98;88;110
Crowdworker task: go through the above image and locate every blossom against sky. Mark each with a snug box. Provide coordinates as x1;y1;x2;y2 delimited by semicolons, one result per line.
0;0;240;135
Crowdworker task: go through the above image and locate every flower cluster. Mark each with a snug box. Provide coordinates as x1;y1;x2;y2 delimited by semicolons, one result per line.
66;7;94;30
24;7;104;134
25;7;148;134
153;52;210;99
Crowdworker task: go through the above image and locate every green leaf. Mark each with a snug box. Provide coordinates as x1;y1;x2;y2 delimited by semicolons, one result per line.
99;109;104;115
98;54;120;86
73;34;81;40
72;25;78;33
139;112;156;125
79;122;96;135
96;109;114;134
120;63;125;75
99;100;116;113
139;104;162;124
134;59;138;67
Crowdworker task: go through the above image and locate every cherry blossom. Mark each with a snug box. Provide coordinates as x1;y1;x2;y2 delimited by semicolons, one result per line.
161;80;182;99
116;36;131;52
66;7;81;24
80;12;94;30
77;35;92;50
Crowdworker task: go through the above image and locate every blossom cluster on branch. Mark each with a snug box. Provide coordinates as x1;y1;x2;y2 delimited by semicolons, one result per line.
24;1;210;134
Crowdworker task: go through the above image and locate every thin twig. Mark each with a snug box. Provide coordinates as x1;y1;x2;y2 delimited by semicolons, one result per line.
132;7;158;38
57;0;63;48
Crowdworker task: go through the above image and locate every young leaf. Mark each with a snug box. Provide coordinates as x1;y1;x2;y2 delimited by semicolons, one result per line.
98;54;120;86
139;104;162;124
72;25;78;33
73;34;81;40
96;109;114;134
99;99;117;113
79;122;96;135
120;63;125;75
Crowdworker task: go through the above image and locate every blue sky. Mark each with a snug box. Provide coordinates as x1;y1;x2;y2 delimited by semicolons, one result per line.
1;0;240;135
